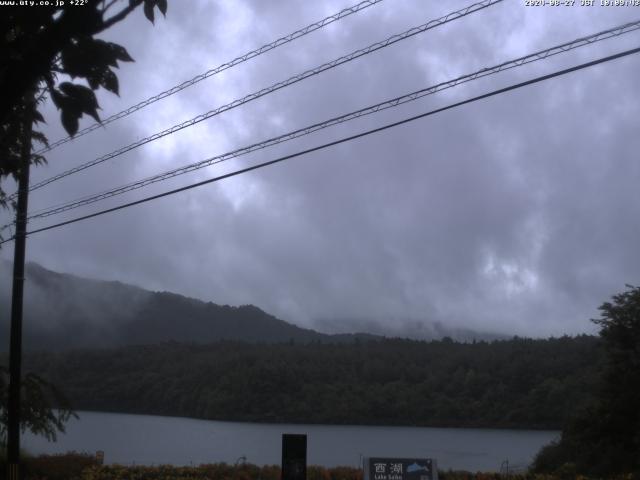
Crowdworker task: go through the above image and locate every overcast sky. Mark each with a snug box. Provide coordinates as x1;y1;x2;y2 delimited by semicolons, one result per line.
2;0;639;337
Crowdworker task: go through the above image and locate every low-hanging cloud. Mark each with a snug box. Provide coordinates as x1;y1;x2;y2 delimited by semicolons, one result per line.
2;0;639;338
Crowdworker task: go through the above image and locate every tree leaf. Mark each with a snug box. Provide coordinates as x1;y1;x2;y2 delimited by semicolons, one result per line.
157;0;167;16
31;153;48;166
33;110;45;124
110;43;134;63
60;40;89;78
90;39;119;67
86;107;101;123
50;89;64;109
58;82;101;122
143;0;155;23
62;38;121;77
87;74;101;90
58;81;78;96
101;70;119;96
55;83;99;128
61;110;79;136
31;130;49;148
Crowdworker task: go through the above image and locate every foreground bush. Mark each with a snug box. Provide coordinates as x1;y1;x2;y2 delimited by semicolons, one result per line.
77;465;636;480
2;455;636;480
0;451;99;480
78;464;362;480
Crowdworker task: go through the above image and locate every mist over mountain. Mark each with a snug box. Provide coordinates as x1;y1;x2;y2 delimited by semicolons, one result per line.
0;261;325;351
314;317;507;342
1;261;503;351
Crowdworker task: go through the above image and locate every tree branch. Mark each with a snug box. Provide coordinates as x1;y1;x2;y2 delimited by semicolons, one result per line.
102;0;120;14
102;0;144;30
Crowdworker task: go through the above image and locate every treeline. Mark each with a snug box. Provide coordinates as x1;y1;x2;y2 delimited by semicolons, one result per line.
20;336;601;429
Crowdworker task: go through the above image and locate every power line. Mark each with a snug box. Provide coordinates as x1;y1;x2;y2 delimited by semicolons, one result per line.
24;19;640;221
2;45;636;245
35;0;387;155
21;0;503;196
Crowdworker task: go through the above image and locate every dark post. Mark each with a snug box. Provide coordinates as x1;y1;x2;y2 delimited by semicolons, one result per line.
6;105;33;480
281;434;307;480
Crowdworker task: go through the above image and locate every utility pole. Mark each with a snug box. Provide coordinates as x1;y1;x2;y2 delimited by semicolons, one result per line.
6;102;33;480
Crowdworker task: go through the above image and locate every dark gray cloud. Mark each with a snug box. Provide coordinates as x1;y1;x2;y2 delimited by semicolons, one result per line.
2;0;639;337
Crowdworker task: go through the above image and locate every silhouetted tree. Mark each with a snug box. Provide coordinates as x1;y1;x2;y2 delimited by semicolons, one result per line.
0;365;76;444
0;0;167;211
533;285;640;476
0;0;169;443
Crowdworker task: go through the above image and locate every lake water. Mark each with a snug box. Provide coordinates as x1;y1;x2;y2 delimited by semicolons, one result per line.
23;411;559;472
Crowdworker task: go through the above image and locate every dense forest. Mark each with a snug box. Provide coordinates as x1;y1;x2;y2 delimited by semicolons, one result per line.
17;335;601;430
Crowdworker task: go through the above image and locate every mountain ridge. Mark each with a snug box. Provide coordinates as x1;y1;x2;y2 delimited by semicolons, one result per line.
1;260;501;351
0;261;376;351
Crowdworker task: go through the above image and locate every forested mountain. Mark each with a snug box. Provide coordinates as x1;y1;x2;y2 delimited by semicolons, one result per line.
21;335;601;429
0;261;498;351
0;261;367;350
